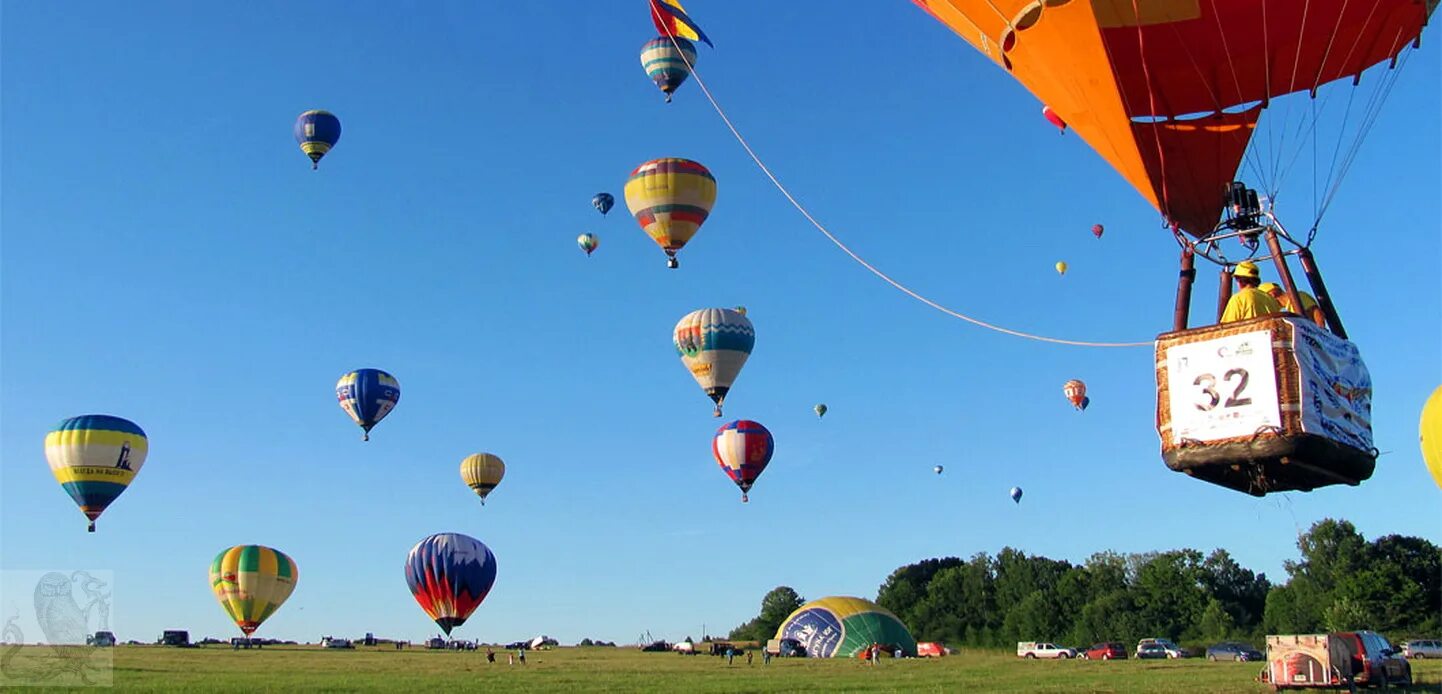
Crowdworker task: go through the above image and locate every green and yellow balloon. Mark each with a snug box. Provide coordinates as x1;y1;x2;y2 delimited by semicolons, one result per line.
209;545;299;637
45;415;148;532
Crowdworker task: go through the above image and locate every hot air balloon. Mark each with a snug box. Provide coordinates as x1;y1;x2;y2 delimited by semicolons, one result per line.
713;419;773;503
405;533;497;636
1009;486;1023;504
592;193;614;216
460;453;505;505
209;545;297;637
674;307;754;417
1422;385;1442;491
1055;261;1067;276
933;465;944;475
915;1;1429;496
625;158;716;268
293;110;341;170
45;415;147;532
1063;379;1088;411
776;597;917;658
1091;224;1104;239
814;404;828;418
336;369;400;441
640;37;697;103
1041;105;1067;133
577;233;599;257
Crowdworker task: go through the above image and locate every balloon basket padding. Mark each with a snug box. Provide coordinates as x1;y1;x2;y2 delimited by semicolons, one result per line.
1155;315;1376;497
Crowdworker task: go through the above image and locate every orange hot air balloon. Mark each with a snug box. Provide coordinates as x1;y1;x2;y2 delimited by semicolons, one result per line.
1063;379;1088;411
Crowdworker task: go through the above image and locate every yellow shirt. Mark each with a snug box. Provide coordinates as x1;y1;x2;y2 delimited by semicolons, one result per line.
1278;290;1318;314
1221;287;1283;323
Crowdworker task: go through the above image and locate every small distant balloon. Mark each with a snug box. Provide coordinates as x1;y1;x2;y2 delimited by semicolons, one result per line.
814;404;827;418
1091;223;1104;239
1009;486;1023;504
1042;105;1067;133
713;419;774;503
1055;261;1068;276
577;233;599;257
294;110;341;170
934;465;944;475
592;193;614;216
336;369;400;441
1064;380;1088;411
640;37;697;103
460;453;506;506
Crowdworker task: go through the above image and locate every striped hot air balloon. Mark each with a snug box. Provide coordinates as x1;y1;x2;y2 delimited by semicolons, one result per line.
405;533;497;636
459;453;506;505
625;158;716;268
45;415;148;532
336;369;400;441
1063;379;1089;411
639;37;697;103
674;307;754;417
209;545;298;637
713;419;774;503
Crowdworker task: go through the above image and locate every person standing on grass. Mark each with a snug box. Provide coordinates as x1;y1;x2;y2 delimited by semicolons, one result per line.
487;647;495;663
518;648;526;665
726;646;734;665
763;650;771;665
747;651;753;666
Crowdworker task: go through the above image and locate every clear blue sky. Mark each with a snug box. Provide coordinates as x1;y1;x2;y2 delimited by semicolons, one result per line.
2;1;1437;646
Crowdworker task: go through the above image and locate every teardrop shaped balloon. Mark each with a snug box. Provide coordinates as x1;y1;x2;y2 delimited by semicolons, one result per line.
1055;261;1068;276
336;369;400;441
1421;385;1442;491
1010;486;1023;504
460;453;506;505
592;193;614;216
934;465;944;475
1041;105;1067;133
713;420;774;503
640;37;697;103
674;307;754;417
814;404;828;418
45;415;148;532
293;110;341;170
405;533;497;636
1091;223;1104;239
625;158;717;269
1063;380;1088;410
577;233;599;257
209;545;298;637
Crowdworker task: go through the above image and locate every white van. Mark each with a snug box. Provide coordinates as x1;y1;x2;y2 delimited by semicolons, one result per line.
1017;641;1076;659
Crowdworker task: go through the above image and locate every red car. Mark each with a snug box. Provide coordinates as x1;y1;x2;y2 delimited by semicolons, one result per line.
1084;642;1128;660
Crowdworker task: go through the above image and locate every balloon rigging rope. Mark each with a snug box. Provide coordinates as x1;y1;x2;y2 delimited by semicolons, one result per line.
655;26;1152;349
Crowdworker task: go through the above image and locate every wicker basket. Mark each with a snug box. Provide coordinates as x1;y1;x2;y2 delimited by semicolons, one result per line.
1154;315;1375;496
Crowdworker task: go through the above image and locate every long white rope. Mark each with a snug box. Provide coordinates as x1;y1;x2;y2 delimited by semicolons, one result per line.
653;15;1151;349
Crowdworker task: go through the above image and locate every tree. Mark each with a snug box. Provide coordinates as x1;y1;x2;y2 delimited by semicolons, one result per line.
1199;549;1270;631
876;557;964;630
729;586;805;642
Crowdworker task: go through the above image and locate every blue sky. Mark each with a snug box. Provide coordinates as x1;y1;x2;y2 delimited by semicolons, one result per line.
2;1;1437;646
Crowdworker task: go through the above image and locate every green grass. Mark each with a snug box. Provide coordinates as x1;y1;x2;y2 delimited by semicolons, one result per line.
6;645;1441;692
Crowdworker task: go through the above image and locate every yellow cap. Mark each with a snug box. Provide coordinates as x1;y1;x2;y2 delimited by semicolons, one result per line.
1234;261;1260;279
1258;282;1281;295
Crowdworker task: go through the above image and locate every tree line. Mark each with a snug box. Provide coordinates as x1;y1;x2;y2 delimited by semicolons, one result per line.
730;519;1438;648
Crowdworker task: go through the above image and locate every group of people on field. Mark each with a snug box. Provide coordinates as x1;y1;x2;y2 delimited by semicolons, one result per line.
1220;260;1327;328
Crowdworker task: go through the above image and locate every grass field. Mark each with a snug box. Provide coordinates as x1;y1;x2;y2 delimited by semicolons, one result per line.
5;644;1440;692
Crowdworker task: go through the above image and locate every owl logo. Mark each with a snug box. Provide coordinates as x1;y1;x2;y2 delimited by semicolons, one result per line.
0;572;112;685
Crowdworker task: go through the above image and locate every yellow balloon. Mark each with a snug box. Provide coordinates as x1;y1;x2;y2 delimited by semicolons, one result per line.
460;453;506;505
1421;385;1442;490
1056;261;1068;276
209;545;298;637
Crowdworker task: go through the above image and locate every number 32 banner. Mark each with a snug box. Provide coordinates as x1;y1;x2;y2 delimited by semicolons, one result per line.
1165;330;1279;444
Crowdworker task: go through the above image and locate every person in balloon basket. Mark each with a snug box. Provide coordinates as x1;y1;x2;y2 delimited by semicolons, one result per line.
1259;282;1327;329
1220;261;1282;323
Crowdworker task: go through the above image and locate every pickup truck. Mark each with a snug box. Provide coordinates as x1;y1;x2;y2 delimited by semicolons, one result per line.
1017;641;1077;659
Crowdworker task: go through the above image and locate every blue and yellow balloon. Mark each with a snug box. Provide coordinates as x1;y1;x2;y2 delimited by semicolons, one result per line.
294;110;341;170
45;415;148;532
336;369;400;441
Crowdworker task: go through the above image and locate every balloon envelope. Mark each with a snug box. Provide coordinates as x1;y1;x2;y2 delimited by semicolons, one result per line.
639;37;697;102
1422;385;1442;490
1063;379;1088;410
674;308;754;416
713;419;774;502
293;110;341;169
336;369;400;440
45;415;148;532
1055;261;1068;275
1010;486;1023;503
460;453;506;505
1042;105;1067;132
405;533;497;636
209;545;298;636
577;233;599;256
625;158;716;268
934;465;944;475
592;193;614;216
1091;223;1104;239
814;404;828;418
775;597;917;658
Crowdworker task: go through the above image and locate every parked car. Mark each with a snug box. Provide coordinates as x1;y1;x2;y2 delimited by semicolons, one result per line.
1402;639;1442;659
1137;638;1189;659
1016;641;1076;659
916;641;947;658
766;638;807;657
1137;643;1170;660
1082;642;1127;660
1261;632;1411;689
1206;641;1263;662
